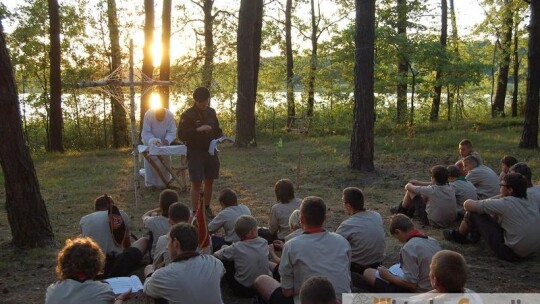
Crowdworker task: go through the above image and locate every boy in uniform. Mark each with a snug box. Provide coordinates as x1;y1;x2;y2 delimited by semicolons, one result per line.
254;196;351;304
363;214;441;293
214;215;270;297
178;86;223;218
336;187;385;274
392;166;456;227
444;173;540;261
142;189;179;258
447;165;477;218
208;188;251;250
462;155;500;199
143;223;225;303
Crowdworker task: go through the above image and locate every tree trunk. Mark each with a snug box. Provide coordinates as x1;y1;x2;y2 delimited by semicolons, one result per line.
350;0;375;172
493;0;513;118
201;0;215;88
396;0;408;124
253;0;263;101
106;0;129;148
520;1;540;148
235;0;262;147
306;0;318;118
160;0;172;109
430;0;447;122
140;0;154;132
511;14;520;117
0;21;55;248
48;0;63;152
285;0;295;128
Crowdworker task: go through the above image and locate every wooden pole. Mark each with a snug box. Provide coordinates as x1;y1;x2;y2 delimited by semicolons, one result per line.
129;40;141;207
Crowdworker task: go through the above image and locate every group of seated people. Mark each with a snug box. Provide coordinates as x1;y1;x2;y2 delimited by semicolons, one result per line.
45;139;540;304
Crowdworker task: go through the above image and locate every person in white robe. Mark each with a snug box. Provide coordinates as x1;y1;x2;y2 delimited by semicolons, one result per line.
141;107;177;188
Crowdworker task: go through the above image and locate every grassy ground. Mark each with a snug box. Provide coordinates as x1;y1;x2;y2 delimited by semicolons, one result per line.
0;119;540;303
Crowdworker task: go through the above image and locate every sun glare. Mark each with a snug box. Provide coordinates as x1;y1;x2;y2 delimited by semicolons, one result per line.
152;30;162;67
150;92;162;110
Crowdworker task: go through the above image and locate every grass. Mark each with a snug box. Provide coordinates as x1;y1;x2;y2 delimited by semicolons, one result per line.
0;118;539;302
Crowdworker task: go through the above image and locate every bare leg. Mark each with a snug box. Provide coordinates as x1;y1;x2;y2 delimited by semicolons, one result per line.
458;217;471;235
254;275;281;302
363;268;377;288
402;190;414;208
132;236;149;255
191;180;203;211
203;178;214;208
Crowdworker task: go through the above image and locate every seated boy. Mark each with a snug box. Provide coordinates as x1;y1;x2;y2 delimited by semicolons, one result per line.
142;189;179;258
409;250;481;303
208;188;251;250
447;165;477;218
392;165;456;227
213;215;270;298
499;156;518;182
143;223;225;303
510;162;540;211
285;209;303;241
336;187;385;274
363;214;441;293
254;196;351;304
151;202;191;269
444;173;540;261
265;179;303;242
299;276;338;304
462;155;500;199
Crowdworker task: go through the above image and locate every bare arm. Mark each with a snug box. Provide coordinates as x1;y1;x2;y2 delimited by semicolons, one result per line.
378;266;416;291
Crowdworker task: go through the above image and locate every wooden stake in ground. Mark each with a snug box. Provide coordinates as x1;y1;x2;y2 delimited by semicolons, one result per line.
77;40;172;207
287;115;312;190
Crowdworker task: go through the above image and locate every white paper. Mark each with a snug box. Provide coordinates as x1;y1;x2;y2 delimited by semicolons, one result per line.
105;275;144;295
208;136;234;155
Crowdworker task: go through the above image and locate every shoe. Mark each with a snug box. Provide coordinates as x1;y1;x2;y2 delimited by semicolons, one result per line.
390;206;400;214
468;231;481;244
443;229;468;244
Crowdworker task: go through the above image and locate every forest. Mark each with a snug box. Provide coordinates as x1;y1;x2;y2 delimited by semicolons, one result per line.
1;0;537;152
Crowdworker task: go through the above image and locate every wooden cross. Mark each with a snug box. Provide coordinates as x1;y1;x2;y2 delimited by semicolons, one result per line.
77;39;172;207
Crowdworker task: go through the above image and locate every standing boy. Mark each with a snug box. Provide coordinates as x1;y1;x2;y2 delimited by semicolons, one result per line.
178;86;223;217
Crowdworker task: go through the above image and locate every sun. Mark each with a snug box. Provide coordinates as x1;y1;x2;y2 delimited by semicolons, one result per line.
150;92;162;109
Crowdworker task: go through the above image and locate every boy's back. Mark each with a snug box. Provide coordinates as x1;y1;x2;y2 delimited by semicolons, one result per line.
412;184;456;227
208;204;251;242
450;179;478;212
214;236;270;287
401;236;441;292
269;198;302;239
280;231;351;299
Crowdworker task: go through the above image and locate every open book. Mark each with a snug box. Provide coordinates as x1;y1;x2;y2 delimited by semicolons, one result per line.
105;275;143;295
208;136;235;155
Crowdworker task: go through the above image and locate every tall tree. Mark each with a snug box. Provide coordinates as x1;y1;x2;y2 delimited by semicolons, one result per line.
106;0;129;147
519;0;540;148
350;0;375;172
140;0;154;131
430;0;447;122
160;0;172;109
492;0;513;117
201;0;215;88
306;0;318;117
396;0;408;124
0;21;54;248
235;0;263;147
511;12;520;117
285;0;296;128
48;0;63;152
